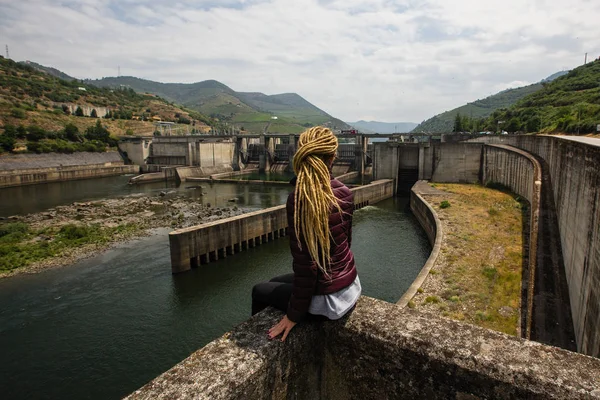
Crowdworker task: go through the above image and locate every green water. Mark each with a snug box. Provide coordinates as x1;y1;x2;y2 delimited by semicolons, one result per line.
0;194;429;399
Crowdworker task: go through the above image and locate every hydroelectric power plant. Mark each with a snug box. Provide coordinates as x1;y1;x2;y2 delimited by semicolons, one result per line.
1;132;599;398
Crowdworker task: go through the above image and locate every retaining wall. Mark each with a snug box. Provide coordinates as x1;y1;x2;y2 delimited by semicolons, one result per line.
470;136;600;357
396;182;443;308
0;152;137;188
482;145;542;340
127;297;600;400
169;179;394;273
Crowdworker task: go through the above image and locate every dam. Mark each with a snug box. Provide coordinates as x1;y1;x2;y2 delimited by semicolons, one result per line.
1;132;599;398
125;133;600;399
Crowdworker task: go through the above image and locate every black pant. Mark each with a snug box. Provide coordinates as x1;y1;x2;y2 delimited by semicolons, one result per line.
251;273;294;316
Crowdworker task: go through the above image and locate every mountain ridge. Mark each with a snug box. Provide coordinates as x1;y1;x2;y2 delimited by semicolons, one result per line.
411;70;569;133
87;76;352;133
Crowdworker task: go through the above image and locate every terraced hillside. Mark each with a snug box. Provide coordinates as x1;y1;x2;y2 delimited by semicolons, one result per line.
0;57;216;154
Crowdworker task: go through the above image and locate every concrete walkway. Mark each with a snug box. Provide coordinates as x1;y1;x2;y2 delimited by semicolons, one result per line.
548;135;600;147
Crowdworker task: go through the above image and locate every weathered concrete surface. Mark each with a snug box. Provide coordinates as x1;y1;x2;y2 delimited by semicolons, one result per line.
397;181;442;307
169;179;394;272
469;135;600;357
128;297;600;399
325;297;600;400
118;138;151;166
429;143;483;183
0;152;137;188
126;307;324;400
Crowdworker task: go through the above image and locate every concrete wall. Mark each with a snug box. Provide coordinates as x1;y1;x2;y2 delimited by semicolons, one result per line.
118;139;151;166
470;136;600;357
0;152;137;188
430;143;483;183
127;297;600;400
169;179;394;273
397;182;443;308
149;137;235;168
482;145;542;340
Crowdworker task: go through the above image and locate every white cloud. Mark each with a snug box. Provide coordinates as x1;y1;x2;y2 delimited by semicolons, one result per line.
1;0;599;122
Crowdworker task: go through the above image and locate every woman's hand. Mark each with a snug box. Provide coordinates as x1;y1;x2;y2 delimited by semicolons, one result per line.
268;315;297;342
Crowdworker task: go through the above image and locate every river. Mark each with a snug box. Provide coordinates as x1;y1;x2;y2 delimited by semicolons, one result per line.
0;176;430;399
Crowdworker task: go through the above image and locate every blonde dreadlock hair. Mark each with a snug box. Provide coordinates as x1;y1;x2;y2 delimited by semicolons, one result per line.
293;126;342;275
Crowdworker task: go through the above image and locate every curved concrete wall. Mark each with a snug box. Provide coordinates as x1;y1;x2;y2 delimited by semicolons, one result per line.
471;136;600;357
482;145;542;340
398;183;442;308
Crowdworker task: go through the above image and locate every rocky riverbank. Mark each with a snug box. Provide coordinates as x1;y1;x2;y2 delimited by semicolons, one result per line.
0;192;247;278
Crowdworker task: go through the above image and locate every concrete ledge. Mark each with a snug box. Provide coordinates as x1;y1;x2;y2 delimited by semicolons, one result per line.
397;181;443;307
0;163;138;188
128;297;600;399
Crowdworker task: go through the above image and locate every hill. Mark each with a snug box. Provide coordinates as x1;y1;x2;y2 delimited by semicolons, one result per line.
88;76;352;134
347;120;418;134
479;61;600;134
0;57;216;154
412;71;569;133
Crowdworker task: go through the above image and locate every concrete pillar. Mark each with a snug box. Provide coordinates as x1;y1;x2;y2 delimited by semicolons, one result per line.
259;134;271;172
232;136;241;171
288;134;297;172
418;144;425;180
354;135;363;175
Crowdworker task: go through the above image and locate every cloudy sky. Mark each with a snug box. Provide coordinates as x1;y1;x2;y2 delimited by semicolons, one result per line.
1;0;599;122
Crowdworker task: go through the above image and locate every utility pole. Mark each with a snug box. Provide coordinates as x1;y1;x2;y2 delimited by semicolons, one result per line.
584;53;588;65
118;66;121;77
5;45;9;59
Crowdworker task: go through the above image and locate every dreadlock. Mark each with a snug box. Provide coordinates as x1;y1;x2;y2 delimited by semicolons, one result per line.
293;126;342;276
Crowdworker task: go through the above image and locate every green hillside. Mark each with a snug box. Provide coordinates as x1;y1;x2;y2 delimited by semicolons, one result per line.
481;61;600;133
0;57;216;154
88;77;352;133
412;71;568;133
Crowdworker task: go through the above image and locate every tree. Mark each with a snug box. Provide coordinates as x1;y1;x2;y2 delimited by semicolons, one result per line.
26;126;47;142
85;120;110;143
75;106;84;117
453;113;463;132
105;110;112;119
90;109;98;118
0;135;15;153
62;104;71;115
16;125;27;139
64;123;81;142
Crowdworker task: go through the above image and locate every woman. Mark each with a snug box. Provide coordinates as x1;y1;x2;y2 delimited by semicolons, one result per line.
251;126;361;342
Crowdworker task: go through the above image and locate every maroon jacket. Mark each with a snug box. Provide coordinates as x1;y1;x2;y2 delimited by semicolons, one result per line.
286;177;357;322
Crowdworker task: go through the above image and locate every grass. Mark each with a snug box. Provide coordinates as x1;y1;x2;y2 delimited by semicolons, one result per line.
0;221;139;273
417;183;524;336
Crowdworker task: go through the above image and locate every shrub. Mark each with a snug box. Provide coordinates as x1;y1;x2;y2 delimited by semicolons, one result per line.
0;222;29;239
440;200;451;209
425;295;440;304
10;108;26;119
59;224;90;240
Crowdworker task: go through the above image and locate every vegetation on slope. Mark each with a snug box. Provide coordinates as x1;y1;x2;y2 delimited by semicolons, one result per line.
88;76;352;133
483;61;600;134
412;71;568;133
0;57;217;154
